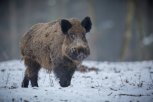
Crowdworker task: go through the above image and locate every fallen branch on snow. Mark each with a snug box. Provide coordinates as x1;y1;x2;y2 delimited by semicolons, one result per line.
77;65;99;73
119;93;150;97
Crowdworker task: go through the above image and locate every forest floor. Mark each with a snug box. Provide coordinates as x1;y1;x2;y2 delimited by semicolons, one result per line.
0;60;153;102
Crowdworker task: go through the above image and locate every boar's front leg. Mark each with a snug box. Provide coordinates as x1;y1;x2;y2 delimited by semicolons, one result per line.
54;65;76;87
22;57;41;88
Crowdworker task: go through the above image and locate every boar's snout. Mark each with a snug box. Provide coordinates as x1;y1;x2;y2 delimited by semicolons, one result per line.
69;46;89;61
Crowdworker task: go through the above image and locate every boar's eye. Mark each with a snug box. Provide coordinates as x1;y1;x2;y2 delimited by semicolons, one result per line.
69;33;76;40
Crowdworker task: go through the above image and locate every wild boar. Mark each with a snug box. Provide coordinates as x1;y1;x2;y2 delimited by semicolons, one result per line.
20;17;92;87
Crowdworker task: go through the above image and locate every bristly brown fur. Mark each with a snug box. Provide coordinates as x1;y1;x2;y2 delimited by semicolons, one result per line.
20;17;92;87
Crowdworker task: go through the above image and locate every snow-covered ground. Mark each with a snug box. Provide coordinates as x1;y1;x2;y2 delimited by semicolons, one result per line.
0;60;153;102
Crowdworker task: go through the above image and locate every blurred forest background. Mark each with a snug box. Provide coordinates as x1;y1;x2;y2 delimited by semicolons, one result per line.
0;0;153;62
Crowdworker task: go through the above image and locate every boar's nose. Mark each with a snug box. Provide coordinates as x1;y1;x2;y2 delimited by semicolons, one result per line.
70;47;88;60
77;47;86;54
70;47;86;55
70;48;78;59
70;48;77;56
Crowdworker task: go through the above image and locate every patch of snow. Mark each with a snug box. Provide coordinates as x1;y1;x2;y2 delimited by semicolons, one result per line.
0;60;153;102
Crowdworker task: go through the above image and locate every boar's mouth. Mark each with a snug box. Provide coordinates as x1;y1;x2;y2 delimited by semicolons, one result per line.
69;52;88;61
68;47;90;61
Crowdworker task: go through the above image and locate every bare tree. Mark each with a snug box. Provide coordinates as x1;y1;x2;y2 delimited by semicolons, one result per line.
9;0;18;59
120;0;135;60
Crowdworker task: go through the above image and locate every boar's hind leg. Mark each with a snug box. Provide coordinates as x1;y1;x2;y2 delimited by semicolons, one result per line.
22;57;41;87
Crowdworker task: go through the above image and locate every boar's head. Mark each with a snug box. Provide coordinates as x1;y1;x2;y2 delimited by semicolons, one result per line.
61;17;92;62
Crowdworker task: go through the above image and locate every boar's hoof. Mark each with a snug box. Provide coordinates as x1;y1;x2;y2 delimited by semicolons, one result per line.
59;81;70;87
21;77;29;88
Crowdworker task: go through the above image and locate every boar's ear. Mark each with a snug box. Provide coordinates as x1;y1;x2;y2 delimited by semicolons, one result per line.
81;17;92;33
60;19;72;34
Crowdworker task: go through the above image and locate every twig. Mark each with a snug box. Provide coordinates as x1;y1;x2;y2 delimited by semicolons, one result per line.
5;73;10;87
108;92;113;96
43;72;46;84
119;75;125;87
110;87;118;91
137;74;143;87
119;94;150;97
49;73;54;87
150;72;153;83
